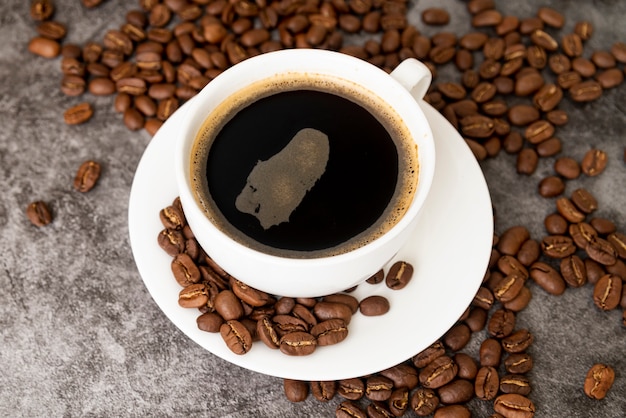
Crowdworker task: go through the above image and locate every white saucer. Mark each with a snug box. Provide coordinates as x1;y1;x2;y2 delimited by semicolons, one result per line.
128;97;493;381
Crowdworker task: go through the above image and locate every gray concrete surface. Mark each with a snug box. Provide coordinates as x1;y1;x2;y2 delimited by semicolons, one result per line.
1;0;625;416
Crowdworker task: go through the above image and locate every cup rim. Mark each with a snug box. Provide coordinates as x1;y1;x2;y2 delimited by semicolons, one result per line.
175;49;435;269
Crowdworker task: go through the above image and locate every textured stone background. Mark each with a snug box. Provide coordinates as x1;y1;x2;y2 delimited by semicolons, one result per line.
1;0;625;417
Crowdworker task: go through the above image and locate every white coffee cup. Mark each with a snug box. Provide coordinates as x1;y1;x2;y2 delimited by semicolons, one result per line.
175;49;435;297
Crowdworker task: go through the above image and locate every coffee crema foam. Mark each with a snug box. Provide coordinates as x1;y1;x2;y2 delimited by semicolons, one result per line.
191;72;420;258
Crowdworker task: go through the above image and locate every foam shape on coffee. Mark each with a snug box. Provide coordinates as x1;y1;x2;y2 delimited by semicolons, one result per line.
235;128;329;229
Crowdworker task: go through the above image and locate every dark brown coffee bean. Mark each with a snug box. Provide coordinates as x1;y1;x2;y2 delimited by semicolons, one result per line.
547;53;571;74
452;353;478;381
517;239;540;267
533;84;562;112
134;95;157;117
63;102;93;125
475;366;499;400
504;353;533;374
421;8;450;26
313;301;352;325
494;394;535;418
574;20;593;40
544;213;568;235
530;262;566;295
220;320;253;354
501;131;522;154
256;316;280;349
338;378;365;400
36;20;67;40
502;329;533;353
436;82;466;101
505;105;536;127
336;400;366;418
30;0;54;21
497;226;529;256
378;364;418;390
178;283;209;308
429;45;456;65
515;71;544;96
570;80;603;102
385;261;413;290
74;160;101;193
443;323;471;352
437;379;474;405
409;387;438;416
523;120;553;145
116;77;147;95
196;312;223;332
214;290;243;320
366;269;384;284
321;294;359;314
500;374;531;395
569;223;598;250
542;235;576;259
516;148;538;175
309;318;347;346
472;9;502;27
596;68;624;89
537;6;564;27
584;364;615;400
593;274;622;310
88;77;115;96
493;273;525;303
158;228;184;256
459;32;488;50
358;295;389;316
498;255;529;279
460;115;495;138
283;379;308;402
365;375;394;401
557;71;582;90
104;30;133;55
536;137;562;157
581;148;608;176
310;380;336;402
556;197;586;223
480;337;502;367
607;232;626;259
553;157;580;179
591;50;617;68
419;355;458;389
590;218;616;235
610;41;626;63
280;331;317;356
488;308;516;338
26;201;52;227
472;287;495;311
123;108;144;131
570;188;597;214
571;57;596;78
560;255;587;288
472;82;497;103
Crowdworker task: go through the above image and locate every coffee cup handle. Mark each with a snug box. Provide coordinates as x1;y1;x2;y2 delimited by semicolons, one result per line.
389;59;432;101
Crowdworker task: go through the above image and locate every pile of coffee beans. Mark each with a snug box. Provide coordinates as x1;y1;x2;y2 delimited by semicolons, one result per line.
24;0;626;416
158;197;399;356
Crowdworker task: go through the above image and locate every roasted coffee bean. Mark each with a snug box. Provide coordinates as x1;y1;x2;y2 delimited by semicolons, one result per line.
429;45;456;64
480;337;502;367
256;315;280;349
364;375;394;401
475;366;499;400
366;268;385;284
570;80;603;102
507;104;539;126
419;355;458;389
197;312;224;332
220;320;253;354
537;137;562;157
502;329;533;353
452;353;478;381
591;50;617;68
557;71;583;89
526;45;547;69
157;97;179;121
158;229;185;256
537;6;564;28
488;308;516;338
498;226;529;256
554;157;581;179
460;32;488;50
502;131;523;154
372;365;415;392
472;9;502;27
574;20;593;40
561;255;587;287
494;394;535;418
273;314;308;336
569;222;598;249
548;53;571;74
500;374;531;395
504;353;533;374
533;83;562;112
530;261;566;295
436;379;474;405
437;82;467;101
590;218;616;235
584;364;615;400
311;318;348;346
64;102;93;125
134;95;157;117
515;71;544;96
338;378;365;400
74;160;101;192
322;294;359;314
37;20;67;40
114;93;132;113
123;108;144;131
556;197;586;223
214;290;244;320
473;286;495;310
587;237;618;265
410;387;439;416
230;278;271;307
593;274;622;310
385;261;413;290
279;331;316;356
571;57;596;78
493;273;525;303
359;295;389;316
516;148;538;175
31;0;54;21
26;201;52;227
607;232;626;259
544;213;568;235
498;255;528;278
310;380;336;402
542;235;576;258
596;68;624;89
561;33;583;58
313;301;353;324
421;8;449;26
460;114;495;138
145;117;162;135
571;188;598;214
61;75;86;96
546;110;568;126
88;77;116;96
472;82;497;103
336;400;366;418
524;120;554;144
178;283;209;308
581;148;608;176
171;252;201;286
283;379;308;402
504;286;532;312
443;323;471;351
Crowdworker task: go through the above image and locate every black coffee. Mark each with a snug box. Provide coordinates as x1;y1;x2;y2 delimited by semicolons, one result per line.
191;74;419;258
